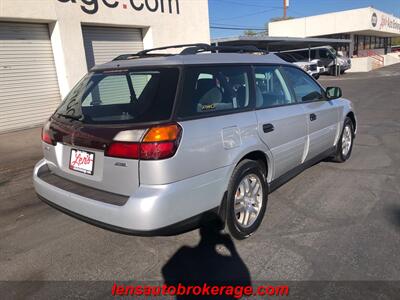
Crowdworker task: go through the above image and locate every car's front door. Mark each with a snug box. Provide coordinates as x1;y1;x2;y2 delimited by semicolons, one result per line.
282;66;339;161
254;65;308;180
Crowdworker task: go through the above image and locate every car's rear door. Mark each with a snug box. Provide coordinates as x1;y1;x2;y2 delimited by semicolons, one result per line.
160;65;259;185
254;65;308;180
282;66;339;161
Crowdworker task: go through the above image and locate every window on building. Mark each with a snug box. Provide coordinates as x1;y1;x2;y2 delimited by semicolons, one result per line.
366;36;371;50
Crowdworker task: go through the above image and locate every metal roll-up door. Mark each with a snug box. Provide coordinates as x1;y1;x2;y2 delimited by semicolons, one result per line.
82;26;144;69
82;26;144;103
0;22;62;133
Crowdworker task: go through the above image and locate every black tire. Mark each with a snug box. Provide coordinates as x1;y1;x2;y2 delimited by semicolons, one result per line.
313;74;320;80
333;117;355;162
226;159;268;240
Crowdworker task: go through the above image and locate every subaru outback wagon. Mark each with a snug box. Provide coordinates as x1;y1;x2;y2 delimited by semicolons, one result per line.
33;44;356;239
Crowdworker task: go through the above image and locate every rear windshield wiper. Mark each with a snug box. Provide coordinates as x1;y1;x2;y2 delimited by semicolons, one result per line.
57;113;83;121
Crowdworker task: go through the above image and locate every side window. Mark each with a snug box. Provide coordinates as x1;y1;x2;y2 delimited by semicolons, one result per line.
319;49;334;59
299;50;309;59
178;66;251;117
310;49;317;59
283;67;324;102
254;66;294;108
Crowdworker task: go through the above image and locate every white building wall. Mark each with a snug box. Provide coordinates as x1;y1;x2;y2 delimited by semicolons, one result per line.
384;53;400;66
0;0;210;98
269;7;400;38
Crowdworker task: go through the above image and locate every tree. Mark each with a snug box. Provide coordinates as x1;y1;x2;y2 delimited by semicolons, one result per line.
243;30;258;36
392;37;400;45
269;16;294;23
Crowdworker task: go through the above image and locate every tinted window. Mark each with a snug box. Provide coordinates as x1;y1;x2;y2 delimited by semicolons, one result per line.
254;66;294;108
178;66;251;117
300;51;309;59
283;67;324;102
310;49;317;59
56;69;179;124
82;75;131;106
319;49;334;59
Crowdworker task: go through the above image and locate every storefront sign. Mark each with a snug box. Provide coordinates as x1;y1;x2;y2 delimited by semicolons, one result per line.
57;0;180;15
371;13;377;27
379;15;400;32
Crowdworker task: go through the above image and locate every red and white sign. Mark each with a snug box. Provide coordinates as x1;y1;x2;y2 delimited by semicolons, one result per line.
69;149;95;175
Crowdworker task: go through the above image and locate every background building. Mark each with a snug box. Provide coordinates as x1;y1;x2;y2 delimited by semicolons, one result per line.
268;7;400;57
0;0;210;132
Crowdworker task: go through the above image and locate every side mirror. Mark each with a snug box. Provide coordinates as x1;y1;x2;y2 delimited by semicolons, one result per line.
326;87;342;100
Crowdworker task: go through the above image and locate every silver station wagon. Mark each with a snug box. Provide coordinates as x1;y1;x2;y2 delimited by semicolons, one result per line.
33;44;356;239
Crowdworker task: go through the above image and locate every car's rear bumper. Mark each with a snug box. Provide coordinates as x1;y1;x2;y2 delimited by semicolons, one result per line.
33;159;229;235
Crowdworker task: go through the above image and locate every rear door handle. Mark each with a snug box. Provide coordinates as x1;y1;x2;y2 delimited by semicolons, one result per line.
263;123;274;133
310;113;317;121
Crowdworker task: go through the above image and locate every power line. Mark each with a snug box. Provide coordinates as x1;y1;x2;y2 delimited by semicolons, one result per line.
212;7;281;22
211;22;265;27
210;0;279;8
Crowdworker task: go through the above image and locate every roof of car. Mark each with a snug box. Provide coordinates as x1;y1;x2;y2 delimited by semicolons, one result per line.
91;53;290;71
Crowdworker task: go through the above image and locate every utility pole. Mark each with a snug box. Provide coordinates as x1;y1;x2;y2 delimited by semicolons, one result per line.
283;0;287;18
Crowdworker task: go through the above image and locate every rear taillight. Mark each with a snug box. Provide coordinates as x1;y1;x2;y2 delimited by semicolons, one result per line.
105;124;182;160
106;142;140;159
140;141;177;160
42;121;55;145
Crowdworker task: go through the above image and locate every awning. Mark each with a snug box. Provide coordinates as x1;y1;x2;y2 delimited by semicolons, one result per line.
212;35;352;52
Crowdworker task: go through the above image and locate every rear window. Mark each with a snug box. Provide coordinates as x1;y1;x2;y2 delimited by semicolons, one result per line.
55;68;179;124
178;66;252;118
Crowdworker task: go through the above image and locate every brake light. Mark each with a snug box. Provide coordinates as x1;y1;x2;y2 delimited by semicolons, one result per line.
140;141;176;160
106;124;182;160
42;121;55;145
106;142;140;159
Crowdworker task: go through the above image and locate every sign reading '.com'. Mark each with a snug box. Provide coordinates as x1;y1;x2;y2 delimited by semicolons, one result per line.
57;0;180;15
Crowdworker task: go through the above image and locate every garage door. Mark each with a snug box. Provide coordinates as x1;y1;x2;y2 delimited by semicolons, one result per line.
0;22;61;133
82;26;144;69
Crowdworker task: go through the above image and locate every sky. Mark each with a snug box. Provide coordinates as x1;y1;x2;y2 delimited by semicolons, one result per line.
208;0;400;39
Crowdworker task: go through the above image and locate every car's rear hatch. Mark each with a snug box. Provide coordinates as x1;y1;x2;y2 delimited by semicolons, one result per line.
43;120;145;196
42;67;180;197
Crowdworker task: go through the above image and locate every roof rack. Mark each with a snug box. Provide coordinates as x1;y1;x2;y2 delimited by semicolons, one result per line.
113;43;210;61
180;44;266;55
113;53;172;61
138;43;210;56
113;43;267;61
